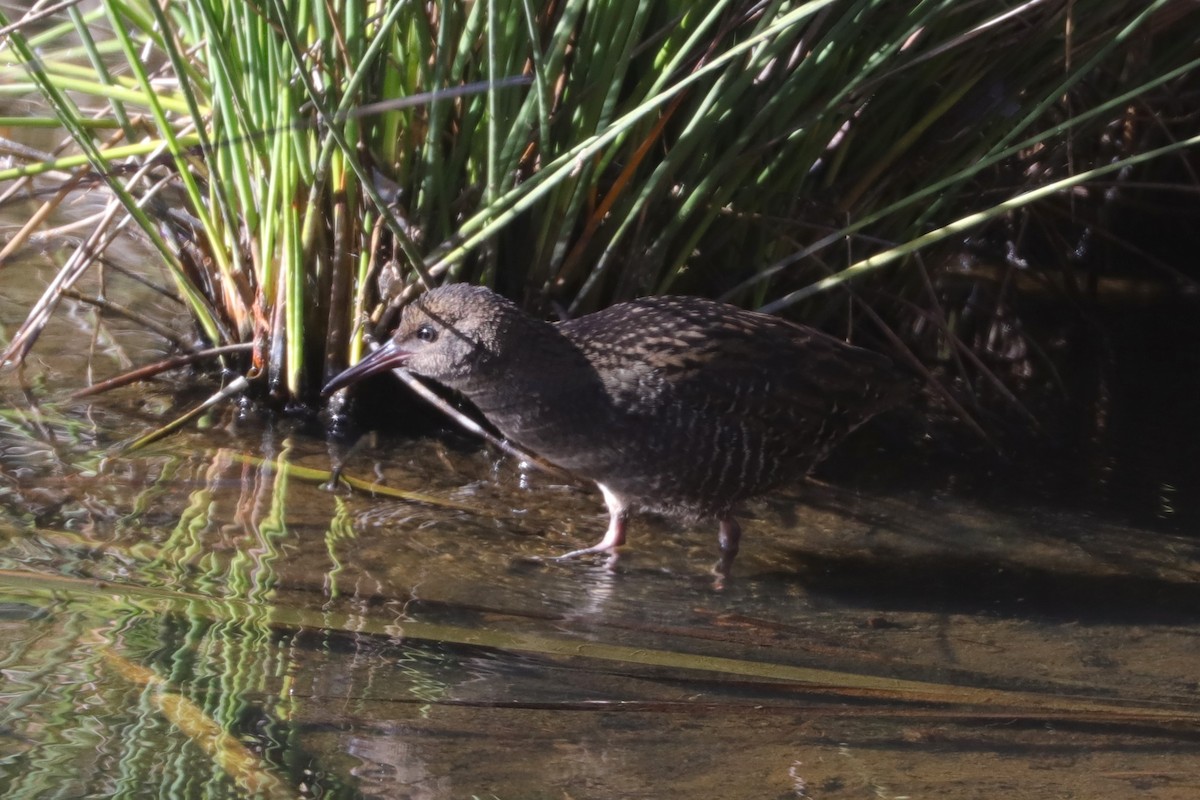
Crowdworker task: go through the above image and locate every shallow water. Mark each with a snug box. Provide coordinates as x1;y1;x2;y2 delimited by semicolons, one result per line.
1;252;1199;798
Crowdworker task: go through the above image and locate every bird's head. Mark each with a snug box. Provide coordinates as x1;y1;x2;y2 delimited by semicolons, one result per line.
322;283;521;395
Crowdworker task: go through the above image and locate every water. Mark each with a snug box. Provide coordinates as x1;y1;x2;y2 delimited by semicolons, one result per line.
1;231;1199;798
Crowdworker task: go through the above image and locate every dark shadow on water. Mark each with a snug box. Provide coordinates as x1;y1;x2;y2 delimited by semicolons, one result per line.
772;549;1200;625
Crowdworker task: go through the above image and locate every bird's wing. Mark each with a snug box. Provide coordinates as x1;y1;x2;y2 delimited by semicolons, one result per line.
558;296;902;425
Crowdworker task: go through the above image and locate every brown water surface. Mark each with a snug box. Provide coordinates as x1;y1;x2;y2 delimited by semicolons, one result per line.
1;241;1199;799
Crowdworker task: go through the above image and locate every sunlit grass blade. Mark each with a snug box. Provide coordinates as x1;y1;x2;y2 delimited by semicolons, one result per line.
2;567;1198;728
102;649;301;800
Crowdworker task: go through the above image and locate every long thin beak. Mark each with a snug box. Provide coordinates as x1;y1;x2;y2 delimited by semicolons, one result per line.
321;339;412;396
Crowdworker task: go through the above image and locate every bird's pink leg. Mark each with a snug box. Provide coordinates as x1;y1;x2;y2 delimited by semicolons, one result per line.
717;515;741;558
557;484;629;560
712;515;742;587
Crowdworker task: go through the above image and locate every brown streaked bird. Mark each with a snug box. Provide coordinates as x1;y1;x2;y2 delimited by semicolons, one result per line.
323;283;909;568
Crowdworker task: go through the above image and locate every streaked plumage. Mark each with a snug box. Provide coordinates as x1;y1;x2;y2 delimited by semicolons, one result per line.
324;284;909;567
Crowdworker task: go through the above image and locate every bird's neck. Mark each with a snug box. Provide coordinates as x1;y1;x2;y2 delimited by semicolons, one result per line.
450;317;613;445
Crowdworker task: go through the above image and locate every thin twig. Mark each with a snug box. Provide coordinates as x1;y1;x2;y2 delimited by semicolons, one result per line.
70;343;252;398
122;375;250;452
61;288;193;350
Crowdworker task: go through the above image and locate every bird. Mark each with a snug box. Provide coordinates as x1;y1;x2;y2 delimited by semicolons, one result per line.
323;283;910;570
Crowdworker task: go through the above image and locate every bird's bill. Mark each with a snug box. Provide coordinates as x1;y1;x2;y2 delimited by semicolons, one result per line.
321;340;412;396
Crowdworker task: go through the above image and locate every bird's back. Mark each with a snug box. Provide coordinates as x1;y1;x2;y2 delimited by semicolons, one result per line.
556;296;908;517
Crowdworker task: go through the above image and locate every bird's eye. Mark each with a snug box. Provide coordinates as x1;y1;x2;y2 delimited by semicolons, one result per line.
415;323;438;343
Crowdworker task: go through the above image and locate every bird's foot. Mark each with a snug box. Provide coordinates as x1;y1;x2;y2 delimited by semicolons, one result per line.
553;544;622;573
557;489;629;563
710;552;735;590
556;543;618;560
